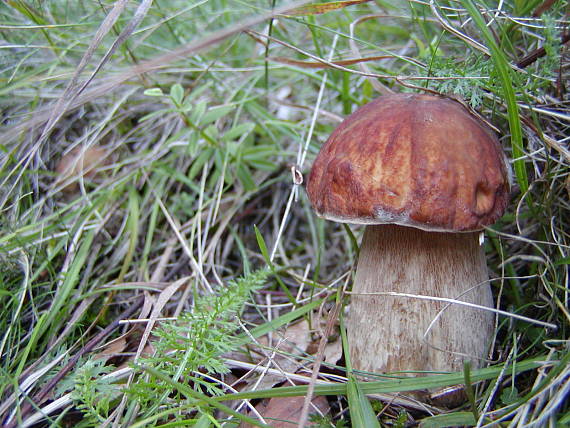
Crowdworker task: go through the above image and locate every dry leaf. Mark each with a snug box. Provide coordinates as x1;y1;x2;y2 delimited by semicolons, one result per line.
94;336;127;361
323;336;343;366
287;0;373;16
55;145;109;193
243;320;313;391
271;55;392;69
281;319;311;354
241;393;329;427
255;319;312;358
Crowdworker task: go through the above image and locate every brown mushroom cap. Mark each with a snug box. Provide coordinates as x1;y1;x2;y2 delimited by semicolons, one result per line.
307;94;511;232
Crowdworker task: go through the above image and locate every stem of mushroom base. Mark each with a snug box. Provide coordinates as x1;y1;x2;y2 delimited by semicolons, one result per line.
347;224;495;398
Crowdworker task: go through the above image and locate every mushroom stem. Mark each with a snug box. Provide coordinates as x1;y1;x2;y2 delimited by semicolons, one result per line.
348;224;494;379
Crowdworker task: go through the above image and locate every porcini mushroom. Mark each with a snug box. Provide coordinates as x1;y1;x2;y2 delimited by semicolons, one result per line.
307;94;510;393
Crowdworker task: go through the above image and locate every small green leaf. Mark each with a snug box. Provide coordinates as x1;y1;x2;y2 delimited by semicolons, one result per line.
201;105;234;125
247;159;276;171
191;101;207;123
254;225;271;265
224;141;238;158
187;147;214;181
500;386;519;405
242;145;277;162
158;166;200;193
236;164;256;191
181;95;193;113
143;87;164;97
203;124;219;142
170;83;184;105
223;123;255;142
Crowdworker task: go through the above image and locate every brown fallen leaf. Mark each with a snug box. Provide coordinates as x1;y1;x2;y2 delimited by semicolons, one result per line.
286;0;373;16
55;144;109;193
240;393;330;427
244;319;313;391
271;55;392;69
93;336;127;362
280;319;312;354
322;335;342;366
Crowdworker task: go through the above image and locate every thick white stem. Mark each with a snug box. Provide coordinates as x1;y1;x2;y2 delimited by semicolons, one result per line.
348;224;494;377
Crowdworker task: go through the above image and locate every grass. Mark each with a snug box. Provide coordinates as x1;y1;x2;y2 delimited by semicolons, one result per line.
1;0;569;426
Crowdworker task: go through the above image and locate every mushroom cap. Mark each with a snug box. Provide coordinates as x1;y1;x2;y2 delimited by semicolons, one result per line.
307;94;511;232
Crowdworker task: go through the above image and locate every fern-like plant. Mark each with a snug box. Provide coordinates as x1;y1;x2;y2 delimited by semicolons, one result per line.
68;358;121;427
128;268;269;423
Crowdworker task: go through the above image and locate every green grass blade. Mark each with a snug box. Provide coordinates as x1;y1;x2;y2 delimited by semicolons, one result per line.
461;0;529;197
139;365;270;427
419;412;477;428
347;374;380;427
213;356;546;400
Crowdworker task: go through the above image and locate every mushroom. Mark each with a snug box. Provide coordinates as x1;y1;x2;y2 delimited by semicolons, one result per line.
307;94;510;398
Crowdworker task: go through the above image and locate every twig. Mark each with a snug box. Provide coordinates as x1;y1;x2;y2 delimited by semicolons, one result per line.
297;279;347;427
517;33;570;69
533;0;559;17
